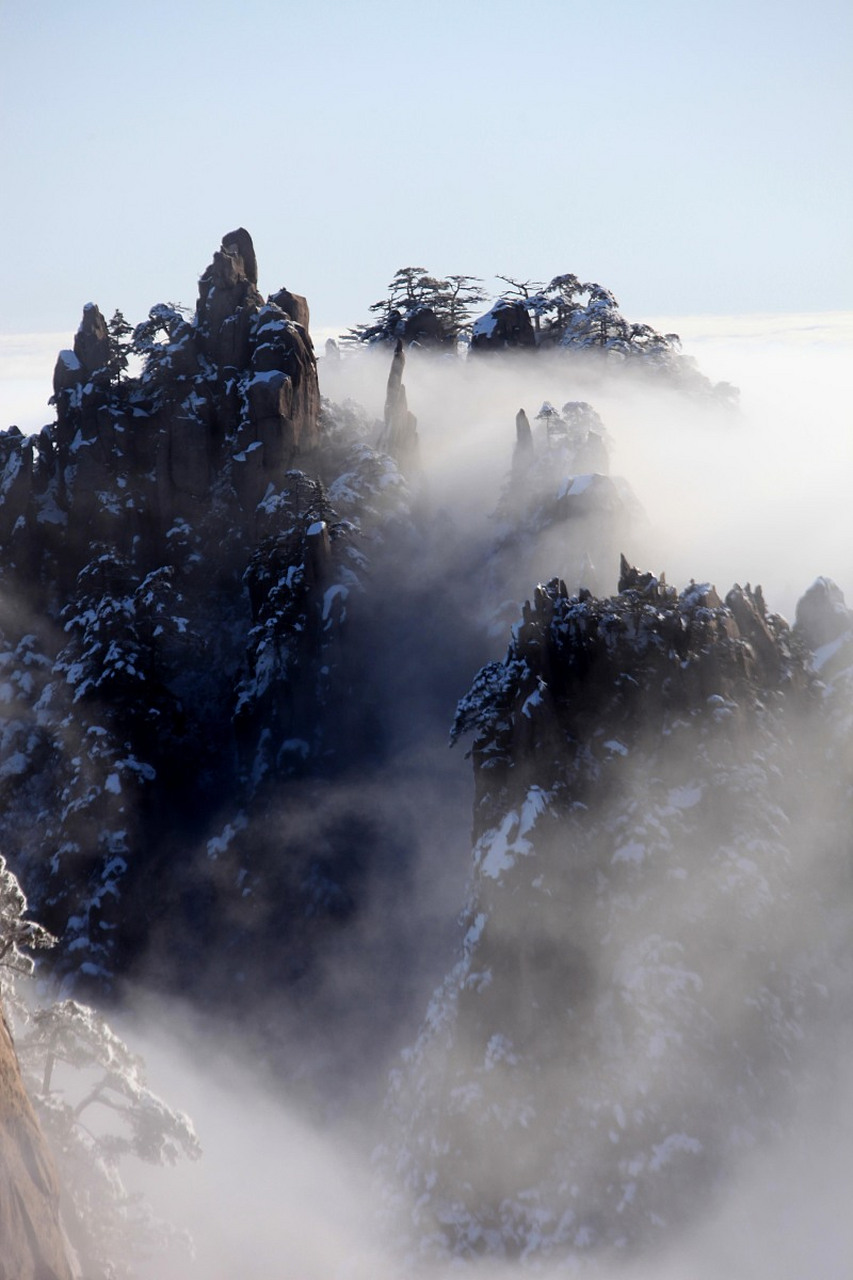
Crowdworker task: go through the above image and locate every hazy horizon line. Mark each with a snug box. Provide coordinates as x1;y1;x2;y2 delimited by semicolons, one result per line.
2;309;851;435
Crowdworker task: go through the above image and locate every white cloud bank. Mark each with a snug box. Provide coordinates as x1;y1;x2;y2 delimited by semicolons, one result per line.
2;312;851;620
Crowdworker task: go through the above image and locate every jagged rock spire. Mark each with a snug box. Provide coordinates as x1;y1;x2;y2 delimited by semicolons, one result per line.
618;553;670;597
513;408;534;473
196;229;264;364
269;286;310;332
379;339;420;476
72;303;109;377
795;576;852;649
221;226;258;284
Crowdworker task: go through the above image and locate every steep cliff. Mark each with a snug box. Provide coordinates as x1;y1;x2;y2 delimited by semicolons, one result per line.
0;232;416;1036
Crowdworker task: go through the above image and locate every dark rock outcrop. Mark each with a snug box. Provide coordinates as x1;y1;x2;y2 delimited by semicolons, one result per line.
795;575;852;650
72;303;109;378
0;1005;74;1280
378;339;420;477
457;564;808;839
383;564;836;1265
17;230;323;595
222;226;258;284
512;408;533;473
470;299;536;352
0;428;34;542
399;305;444;346
269;285;310;332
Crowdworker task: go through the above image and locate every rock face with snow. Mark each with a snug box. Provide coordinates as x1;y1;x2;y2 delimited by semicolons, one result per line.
0;1004;74;1280
470;299;536;352
71;303;110;382
468;282;737;401
41;228;320;585
0;284;652;1059
0;233;418;1045
2;231;851;1274
380;566;850;1266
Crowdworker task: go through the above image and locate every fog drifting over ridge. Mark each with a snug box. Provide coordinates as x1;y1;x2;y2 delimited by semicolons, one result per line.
637;312;853;617
3;311;852;1276
116;323;853;1278
4;308;849;614
319;316;853;620
125;1011;853;1279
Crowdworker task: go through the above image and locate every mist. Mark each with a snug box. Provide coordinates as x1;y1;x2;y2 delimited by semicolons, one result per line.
4;316;852;1276
121;1000;853;1279
116;327;852;1275
319;320;853;619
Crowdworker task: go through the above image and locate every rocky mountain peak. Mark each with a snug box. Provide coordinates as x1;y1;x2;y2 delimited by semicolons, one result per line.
196;226;264;363
4;230;324;607
222;225;258;284
72;302;109;378
453;562;810;841
794;574;852;649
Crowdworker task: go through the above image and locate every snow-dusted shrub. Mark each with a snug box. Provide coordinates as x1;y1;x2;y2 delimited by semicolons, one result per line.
1;858;200;1280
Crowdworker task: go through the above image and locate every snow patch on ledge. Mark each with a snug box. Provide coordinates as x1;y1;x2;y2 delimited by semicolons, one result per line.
476;786;551;880
471;308;499;338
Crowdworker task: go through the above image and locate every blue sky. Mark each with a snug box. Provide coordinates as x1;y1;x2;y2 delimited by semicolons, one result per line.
1;0;850;345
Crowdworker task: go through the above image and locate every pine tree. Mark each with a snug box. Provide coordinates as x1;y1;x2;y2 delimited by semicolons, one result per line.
347;268;486;347
106;309;133;388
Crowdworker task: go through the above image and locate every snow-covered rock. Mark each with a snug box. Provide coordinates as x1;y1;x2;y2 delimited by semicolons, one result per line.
380;565;848;1266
